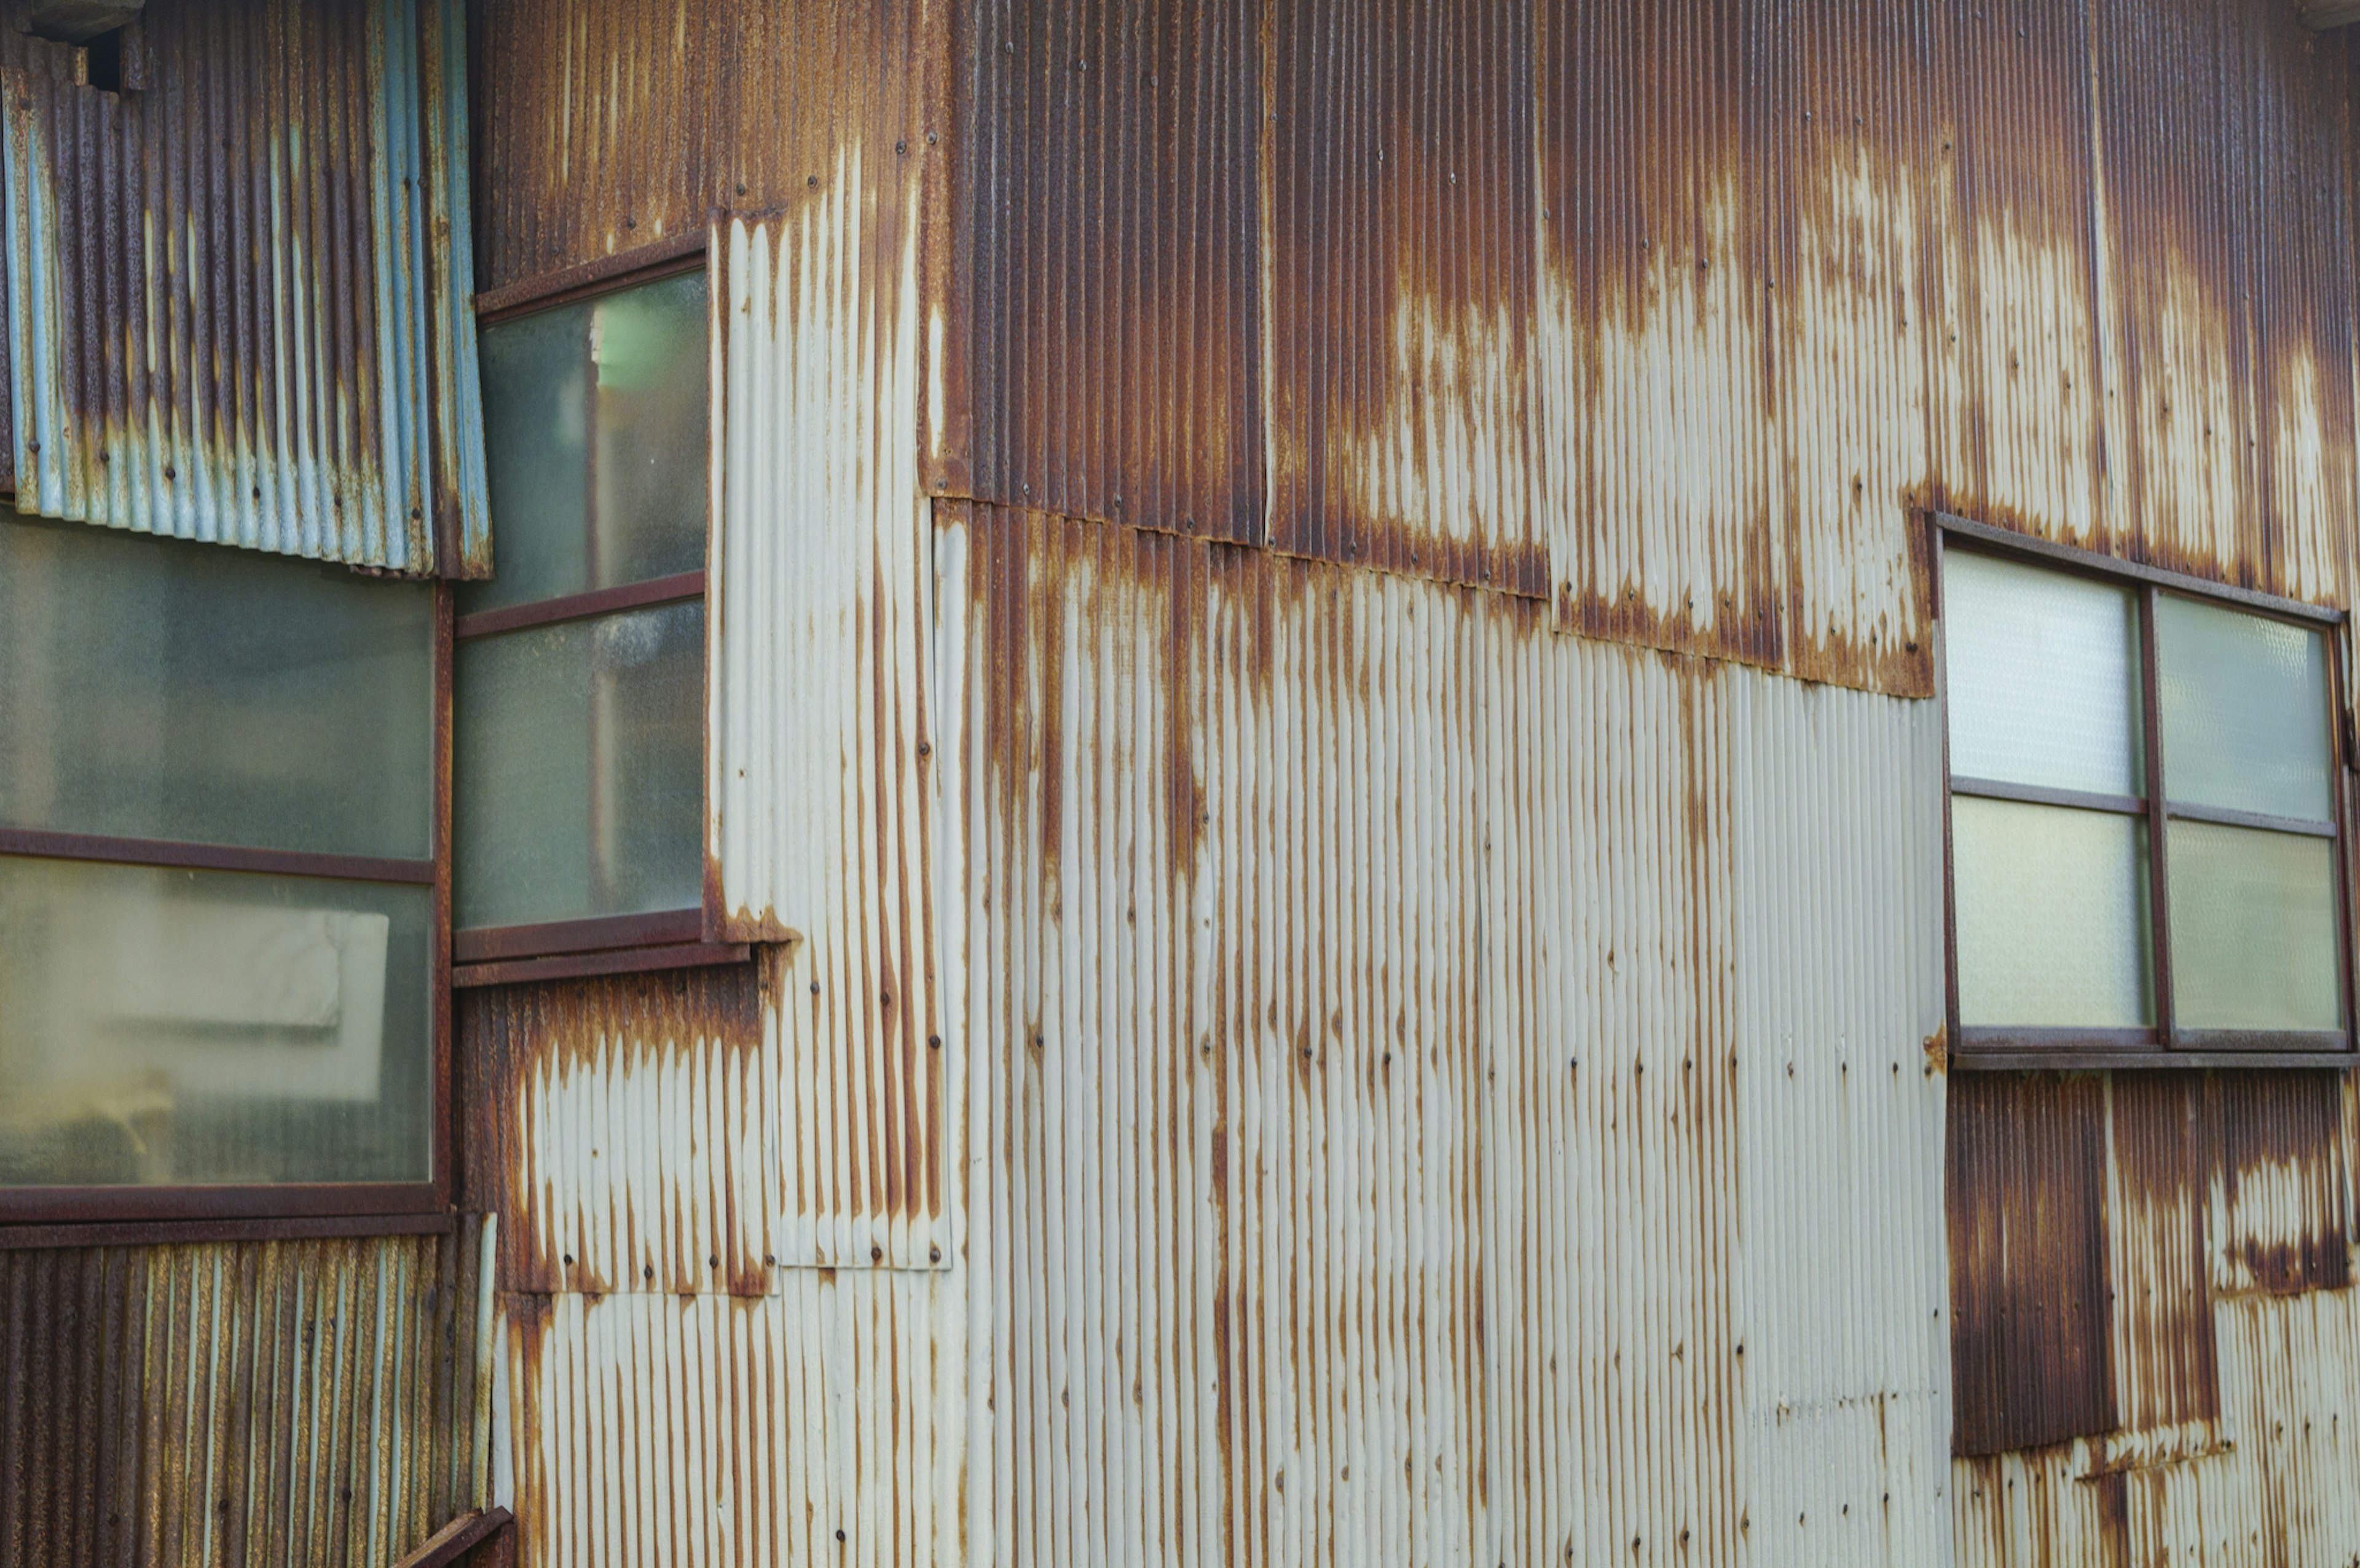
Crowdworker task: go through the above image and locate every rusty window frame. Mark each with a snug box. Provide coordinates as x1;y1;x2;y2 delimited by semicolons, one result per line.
454;246;730;987
0;586;454;1237
1935;512;2358;1071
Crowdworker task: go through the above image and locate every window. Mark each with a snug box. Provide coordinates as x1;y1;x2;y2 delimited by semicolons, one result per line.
1940;519;2353;1067
454;264;710;976
0;511;442;1218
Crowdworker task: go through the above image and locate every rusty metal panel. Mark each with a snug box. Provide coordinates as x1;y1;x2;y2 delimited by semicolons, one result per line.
1947;1073;2115;1459
0;1228;489;1568
2206;1070;2353;1296
2102;1073;2220;1445
1262;0;1544;595
956;504;1953;1563
493;1276;962;1567
0;0;487;576
953;0;1264;544
458;964;776;1298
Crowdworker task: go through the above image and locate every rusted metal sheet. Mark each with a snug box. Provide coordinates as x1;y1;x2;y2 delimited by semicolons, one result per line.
0;0;489;576
2103;1073;2219;1442
1948;1073;2115;1458
0;1227;490;1568
956;502;1953;1564
2206;1071;2352;1296
953;0;1264;544
458;963;775;1297
1262;0;1544;594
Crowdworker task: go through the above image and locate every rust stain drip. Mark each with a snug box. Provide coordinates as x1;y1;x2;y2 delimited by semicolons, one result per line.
2104;1072;2220;1436
0;1231;486;1568
458;962;769;1296
1947;1073;2115;1458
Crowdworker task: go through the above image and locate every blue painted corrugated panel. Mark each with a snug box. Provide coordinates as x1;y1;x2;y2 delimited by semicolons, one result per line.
0;0;489;576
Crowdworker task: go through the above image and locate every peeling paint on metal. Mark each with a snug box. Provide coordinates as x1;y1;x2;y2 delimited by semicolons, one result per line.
0;0;488;576
0;1228;489;1568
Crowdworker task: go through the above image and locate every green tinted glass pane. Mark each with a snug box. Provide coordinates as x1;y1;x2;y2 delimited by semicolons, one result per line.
0;857;432;1187
1945;550;2143;797
454;602;704;930
465;269;709;614
2157;594;2332;823
1954;796;2152;1027
0;511;433;860
2168;821;2340;1032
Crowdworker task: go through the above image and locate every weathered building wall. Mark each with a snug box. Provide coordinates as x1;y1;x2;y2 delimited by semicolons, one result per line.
462;1;2360;1565
0;1226;491;1568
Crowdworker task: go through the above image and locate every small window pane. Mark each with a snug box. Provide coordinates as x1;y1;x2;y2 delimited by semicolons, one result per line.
454;602;704;930
0;857;433;1188
1954;796;2152;1027
0;511;433;861
1945;550;2143;797
465;270;709;614
2168;821;2340;1032
2157;594;2333;823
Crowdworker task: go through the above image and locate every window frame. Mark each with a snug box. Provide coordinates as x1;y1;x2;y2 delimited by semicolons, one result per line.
453;241;733;988
1936;511;2358;1071
0;581;455;1231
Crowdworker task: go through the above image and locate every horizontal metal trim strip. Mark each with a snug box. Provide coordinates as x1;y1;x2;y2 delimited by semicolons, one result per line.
1951;777;2144;816
454;908;706;963
0;828;437;885
1937;512;2347;625
2174;1028;2350;1053
455;570;706;640
0;1183;446;1228
1954;1050;2356;1072
1960;1026;2161;1051
474;232;709;321
453;941;750;988
0;1210;458;1252
2166;801;2338;838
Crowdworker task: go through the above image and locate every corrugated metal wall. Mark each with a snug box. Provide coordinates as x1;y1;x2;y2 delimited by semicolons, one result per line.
0;0;489;576
0;1226;491;1568
465;1;2360;1564
954;503;1953;1565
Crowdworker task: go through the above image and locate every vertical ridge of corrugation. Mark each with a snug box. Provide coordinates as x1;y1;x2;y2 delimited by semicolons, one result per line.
1261;0;1543;596
0;1232;481;1568
0;0;479;574
956;0;1264;545
420;0;491;574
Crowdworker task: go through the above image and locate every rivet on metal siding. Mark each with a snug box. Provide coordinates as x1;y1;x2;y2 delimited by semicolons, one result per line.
928;1034;941;1049
643;1266;653;1280
807;174;818;187
928;1244;941;1263
164;465;175;480
836;1530;847;1543
707;1254;718;1268
625;216;636;229
869;1245;882;1262
895;140;906;155
736;182;747;195
811;981;820;996
927;132;937;145
917;740;932;758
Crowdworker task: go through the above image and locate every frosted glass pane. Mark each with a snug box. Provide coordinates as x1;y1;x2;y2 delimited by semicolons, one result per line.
2158;594;2332;823
0;511;433;860
454;601;704;930
465;270;709;614
1954;796;2152;1027
2168;821;2340;1032
0;857;432;1187
1945;550;2142;796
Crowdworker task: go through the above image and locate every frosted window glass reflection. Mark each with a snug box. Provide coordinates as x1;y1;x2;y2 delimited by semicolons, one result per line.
465;270;709;614
2158;595;2332;823
0;511;433;860
0;858;433;1187
1945;550;2142;796
1954;797;2152;1027
2168;821;2340;1032
454;601;705;930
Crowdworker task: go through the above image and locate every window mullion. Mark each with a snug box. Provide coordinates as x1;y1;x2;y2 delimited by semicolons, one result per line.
2140;582;2177;1048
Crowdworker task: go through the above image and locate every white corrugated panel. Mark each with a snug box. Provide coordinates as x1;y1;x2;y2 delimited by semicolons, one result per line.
712;182;948;1269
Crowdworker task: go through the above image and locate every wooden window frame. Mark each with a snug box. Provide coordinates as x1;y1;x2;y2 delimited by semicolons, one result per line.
0;586;455;1236
454;245;720;987
1937;512;2358;1072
